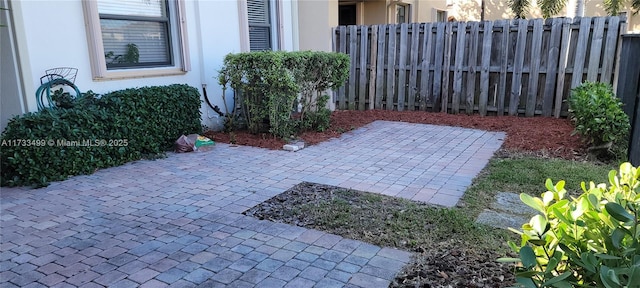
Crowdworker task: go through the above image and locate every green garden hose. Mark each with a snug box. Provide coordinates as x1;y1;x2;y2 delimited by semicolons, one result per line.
35;78;82;110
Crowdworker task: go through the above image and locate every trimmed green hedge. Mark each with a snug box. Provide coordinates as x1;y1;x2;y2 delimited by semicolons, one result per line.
0;84;202;187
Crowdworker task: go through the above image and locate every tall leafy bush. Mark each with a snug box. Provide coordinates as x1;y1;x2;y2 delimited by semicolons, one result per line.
218;51;349;138
569;82;630;157
1;84;202;187
500;162;640;287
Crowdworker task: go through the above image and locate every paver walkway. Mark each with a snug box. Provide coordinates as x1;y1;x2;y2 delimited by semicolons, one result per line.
0;121;504;287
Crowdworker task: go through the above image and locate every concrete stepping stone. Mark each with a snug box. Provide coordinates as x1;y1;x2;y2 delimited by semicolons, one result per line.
476;192;538;229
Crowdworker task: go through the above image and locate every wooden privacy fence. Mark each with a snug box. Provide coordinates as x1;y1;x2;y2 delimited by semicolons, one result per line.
617;34;640;166
332;16;627;117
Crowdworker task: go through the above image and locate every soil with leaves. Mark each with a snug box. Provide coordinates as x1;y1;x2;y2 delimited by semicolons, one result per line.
204;110;585;159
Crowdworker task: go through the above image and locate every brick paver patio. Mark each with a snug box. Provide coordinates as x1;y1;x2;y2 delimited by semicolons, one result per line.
0;121;504;287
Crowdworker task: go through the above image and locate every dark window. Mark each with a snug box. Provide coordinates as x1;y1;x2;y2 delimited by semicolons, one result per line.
339;4;357;26
436;10;447;22
397;4;408;23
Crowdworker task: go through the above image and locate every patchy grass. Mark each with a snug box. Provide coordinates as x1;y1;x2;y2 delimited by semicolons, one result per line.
293;188;506;251
460;154;615;218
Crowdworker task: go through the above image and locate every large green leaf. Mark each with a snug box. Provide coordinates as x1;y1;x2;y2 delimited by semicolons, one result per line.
530;215;549;236
542;271;571;286
521;193;545;214
605;202;634;222
520;245;537;269
516;276;538;288
627;265;640;287
611;228;627;249
600;266;622;288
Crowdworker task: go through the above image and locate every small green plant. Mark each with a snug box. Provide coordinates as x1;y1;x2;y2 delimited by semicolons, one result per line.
568;82;630;159
301;95;332;132
500;162;640;287
105;43;140;64
286;52;349;132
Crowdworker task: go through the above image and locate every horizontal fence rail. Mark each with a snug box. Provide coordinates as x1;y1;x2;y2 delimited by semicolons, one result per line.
332;16;627;117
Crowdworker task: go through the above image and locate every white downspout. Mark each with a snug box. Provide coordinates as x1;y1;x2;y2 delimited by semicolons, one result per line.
291;0;299;51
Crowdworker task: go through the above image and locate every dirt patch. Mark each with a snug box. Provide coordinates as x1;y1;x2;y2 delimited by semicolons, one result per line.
243;182;516;288
204;110;585;159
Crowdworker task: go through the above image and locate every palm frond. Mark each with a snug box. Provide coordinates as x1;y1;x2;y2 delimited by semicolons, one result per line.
632;0;640;15
537;0;568;18
509;0;531;19
603;0;623;15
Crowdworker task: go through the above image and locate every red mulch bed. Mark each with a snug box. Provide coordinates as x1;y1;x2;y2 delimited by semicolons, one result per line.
203;110;585;159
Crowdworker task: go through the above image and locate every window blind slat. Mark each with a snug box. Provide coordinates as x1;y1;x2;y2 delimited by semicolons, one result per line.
98;0;165;17
247;0;269;24
249;26;271;51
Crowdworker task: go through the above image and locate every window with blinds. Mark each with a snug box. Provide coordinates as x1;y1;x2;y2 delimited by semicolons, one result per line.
247;0;272;51
98;0;172;69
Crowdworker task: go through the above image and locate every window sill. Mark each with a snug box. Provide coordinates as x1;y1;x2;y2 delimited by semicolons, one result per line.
92;67;186;81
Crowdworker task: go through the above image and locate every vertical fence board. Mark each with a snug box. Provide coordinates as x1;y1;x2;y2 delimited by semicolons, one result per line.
433;22;446;112
601;17;620;84
510;19;528;116
368;25;378;110
332;27;338;108
441;22;454;113
348;25;358;110
338;26;347;110
375;25;386;109
587;17;606;82
612;14;628;95
408;23;420;110
466;22;480;114
452;23;466;114
479;21;493;116
526;19;543;117
498;20;509;116
420;23;434;111
617;34;640;165
397;24;409;111
554;18;572;118
358;26;368;110
386;24;397;110
543;18;562;116
571;17;592;89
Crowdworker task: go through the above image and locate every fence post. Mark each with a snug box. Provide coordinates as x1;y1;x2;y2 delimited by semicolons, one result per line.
616;34;640;166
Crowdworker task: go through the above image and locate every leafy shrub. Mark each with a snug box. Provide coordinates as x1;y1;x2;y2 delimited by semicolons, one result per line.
569;82;630;157
99;84;202;152
298;95;332;132
1;84;202;187
286;51;349;132
218;51;349;138
500;162;640;287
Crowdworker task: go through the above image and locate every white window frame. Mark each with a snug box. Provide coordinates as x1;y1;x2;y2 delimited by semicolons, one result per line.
82;0;190;80
238;0;282;52
396;3;410;24
433;8;448;22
